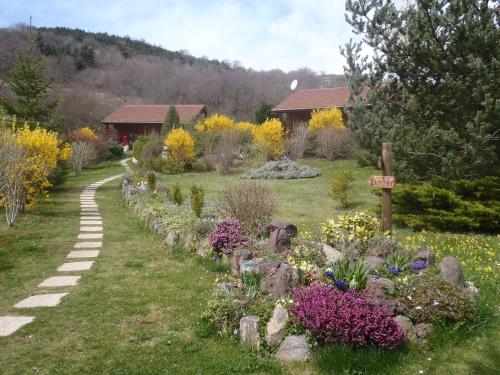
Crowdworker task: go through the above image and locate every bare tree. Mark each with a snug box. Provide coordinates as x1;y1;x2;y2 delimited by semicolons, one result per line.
0;129;27;227
70;141;96;175
286;124;308;160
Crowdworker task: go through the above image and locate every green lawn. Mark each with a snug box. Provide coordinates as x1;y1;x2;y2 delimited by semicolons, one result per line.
0;160;498;374
160;158;377;233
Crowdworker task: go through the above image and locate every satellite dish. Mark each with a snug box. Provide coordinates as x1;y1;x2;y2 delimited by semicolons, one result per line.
290;79;298;91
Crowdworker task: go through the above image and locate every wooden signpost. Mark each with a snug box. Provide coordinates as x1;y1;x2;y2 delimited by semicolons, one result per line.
369;143;395;233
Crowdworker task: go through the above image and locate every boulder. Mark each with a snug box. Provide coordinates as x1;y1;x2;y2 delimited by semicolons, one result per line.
322;244;345;264
165;230;177;247
366;236;401;258
266;304;289;347
413;246;436;266
276;335;312;362
230;251;240;275
439;256;465;288
415;322;434;339
196;239;211;257
363;287;397;315
240;315;260;349
364;256;385;271
464;281;480;300
394;315;417;344
239;248;253;264
260;262;299;301
266;221;297;253
366;276;394;292
240;258;265;274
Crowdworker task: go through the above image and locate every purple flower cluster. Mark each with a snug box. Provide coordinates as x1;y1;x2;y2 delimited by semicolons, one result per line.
208;218;248;255
291;285;405;349
388;265;401;276
408;260;427;271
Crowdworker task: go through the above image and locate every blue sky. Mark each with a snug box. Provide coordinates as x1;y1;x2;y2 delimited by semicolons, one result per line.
0;0;358;73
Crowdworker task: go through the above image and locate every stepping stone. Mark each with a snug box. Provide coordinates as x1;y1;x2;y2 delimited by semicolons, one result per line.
58;261;94;271
80;199;96;202
38;276;80;287
67;250;99;258
80;226;103;232
81;215;101;220
74;241;102;248
77;233;103;240
81;205;98;208
80;220;102;225
81;208;99;212
14;293;69;308
0;316;35;336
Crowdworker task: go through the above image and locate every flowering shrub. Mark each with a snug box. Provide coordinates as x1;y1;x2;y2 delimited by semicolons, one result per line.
390;274;476;324
252;118;285;160
208;218;248;255
291;285;404;349
164;128;195;166
322;212;381;245
308;107;344;131
195;114;235;132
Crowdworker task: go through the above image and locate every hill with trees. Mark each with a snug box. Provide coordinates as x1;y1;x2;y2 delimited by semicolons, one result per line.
0;25;346;133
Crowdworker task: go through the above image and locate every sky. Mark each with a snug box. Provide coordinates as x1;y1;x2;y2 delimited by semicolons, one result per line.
0;0;360;74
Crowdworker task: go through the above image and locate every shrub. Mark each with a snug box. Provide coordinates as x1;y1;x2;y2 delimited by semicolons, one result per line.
201;291;245;334
390;274;476;324
322;213;381;245
356;149;378;167
208;217;248;255
216;182;276;229
70;141;96;175
241;158;320;179
330;170;355;208
252;118;285;160
291;285;404;348
190;184;205;218
146;171;156;193
132;135;150;160
392;179;500;233
195;114;235;132
164;128;195;167
286;125;307;160
214;130;240;175
140;139;164;167
106;140;124;160
308;107;344;131
315;128;358;160
170;183;184;206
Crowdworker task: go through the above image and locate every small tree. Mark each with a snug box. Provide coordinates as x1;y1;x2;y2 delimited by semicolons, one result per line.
1;53;57;126
254;101;274;124
70;141;96;176
190;184;205;218
330;170;355;208
170;183;184;206
252;118;285;161
161;106;180;137
164;128;195;168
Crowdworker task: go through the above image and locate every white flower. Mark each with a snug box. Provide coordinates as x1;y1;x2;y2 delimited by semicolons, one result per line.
415;306;422;310
432;300;440;306
407;295;413;300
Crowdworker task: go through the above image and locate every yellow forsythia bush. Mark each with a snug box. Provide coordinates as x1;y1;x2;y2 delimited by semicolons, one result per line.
164;128;195;166
252;118;285;160
308;108;344;131
195;114;235;132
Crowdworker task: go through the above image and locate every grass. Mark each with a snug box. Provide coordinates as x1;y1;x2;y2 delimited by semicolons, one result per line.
160;158;377;233
0;159;498;374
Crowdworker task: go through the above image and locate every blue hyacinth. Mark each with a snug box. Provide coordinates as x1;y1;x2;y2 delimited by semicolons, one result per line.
408;260;427;271
388;265;401;276
334;279;348;291
325;269;334;279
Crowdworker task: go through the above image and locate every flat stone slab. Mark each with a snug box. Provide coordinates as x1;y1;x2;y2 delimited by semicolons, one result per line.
80;220;102;225
81;216;101;220
67;250;99;258
0;316;35;336
81;208;99;212
38;276;80;287
74;241;102;248
14;293;69;308
80;226;103;232
57;261;94;271
81;204;98;207
77;233;103;239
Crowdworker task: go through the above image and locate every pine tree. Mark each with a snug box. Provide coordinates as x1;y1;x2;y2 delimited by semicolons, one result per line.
254;101;274;124
161;105;180;137
342;0;500;181
1;53;57;126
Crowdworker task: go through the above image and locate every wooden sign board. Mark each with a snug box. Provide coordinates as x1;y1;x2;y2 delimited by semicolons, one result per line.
369;176;395;189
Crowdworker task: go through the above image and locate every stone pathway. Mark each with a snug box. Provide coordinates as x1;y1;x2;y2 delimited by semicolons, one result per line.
0;173;123;337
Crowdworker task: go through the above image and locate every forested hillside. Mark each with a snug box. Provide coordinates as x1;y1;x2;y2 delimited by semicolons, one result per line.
0;25;345;131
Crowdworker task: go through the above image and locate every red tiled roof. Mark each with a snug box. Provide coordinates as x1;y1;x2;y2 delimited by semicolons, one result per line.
272;87;351;112
102;104;206;124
